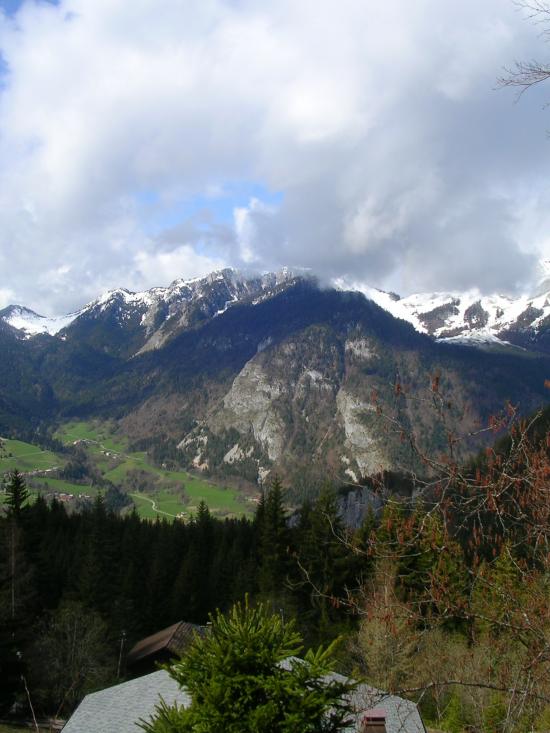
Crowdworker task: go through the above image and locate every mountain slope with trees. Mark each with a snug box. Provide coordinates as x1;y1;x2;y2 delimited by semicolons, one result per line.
0;278;549;490
1;403;549;730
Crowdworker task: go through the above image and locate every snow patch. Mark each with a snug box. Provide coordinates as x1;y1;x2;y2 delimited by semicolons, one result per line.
2;306;79;336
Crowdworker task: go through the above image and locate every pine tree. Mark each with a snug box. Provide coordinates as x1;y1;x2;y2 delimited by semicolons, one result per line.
294;487;357;641
0;481;34;716
5;469;29;519
140;599;356;733
258;476;290;599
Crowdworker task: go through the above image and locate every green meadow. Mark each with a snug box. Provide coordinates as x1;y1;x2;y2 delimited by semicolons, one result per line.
55;419;128;454
54;420;252;520
30;477;98;497
1;421;252;520
0;438;61;473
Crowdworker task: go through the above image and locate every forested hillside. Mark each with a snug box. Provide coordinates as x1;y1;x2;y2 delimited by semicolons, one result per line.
1;402;549;731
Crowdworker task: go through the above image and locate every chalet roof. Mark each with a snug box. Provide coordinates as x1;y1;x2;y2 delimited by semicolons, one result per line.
127;620;205;665
61;670;190;733
63;658;425;733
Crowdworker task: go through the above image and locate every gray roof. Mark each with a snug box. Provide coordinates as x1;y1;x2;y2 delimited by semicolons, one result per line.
347;678;425;733
61;670;190;733
63;659;425;733
280;659;425;733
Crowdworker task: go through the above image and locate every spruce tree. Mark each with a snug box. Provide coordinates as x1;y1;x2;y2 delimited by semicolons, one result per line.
0;472;34;715
5;469;29;519
295;487;357;640
258;476;290;598
140;599;356;733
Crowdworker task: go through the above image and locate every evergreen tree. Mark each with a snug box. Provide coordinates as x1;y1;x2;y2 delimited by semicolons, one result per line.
294;487;357;640
0;519;25;715
0;473;34;716
258;477;291;599
5;469;29;519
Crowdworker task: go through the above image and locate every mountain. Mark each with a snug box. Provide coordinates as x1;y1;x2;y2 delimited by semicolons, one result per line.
0;269;549;493
355;261;550;353
3;268;298;359
6;264;550;355
0;304;77;337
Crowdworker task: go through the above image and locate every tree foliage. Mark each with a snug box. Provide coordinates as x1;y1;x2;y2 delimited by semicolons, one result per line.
140;599;356;733
5;469;29;519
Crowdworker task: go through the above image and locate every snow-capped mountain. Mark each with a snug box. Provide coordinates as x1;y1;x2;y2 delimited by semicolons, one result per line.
0;304;79;337
341;261;550;353
1;267;549;487
396;290;550;345
78;267;300;355
4;263;550;355
357;288;550;348
0;268;301;358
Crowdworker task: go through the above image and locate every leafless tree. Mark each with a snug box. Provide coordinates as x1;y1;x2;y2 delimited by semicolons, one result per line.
298;375;550;731
498;2;550;96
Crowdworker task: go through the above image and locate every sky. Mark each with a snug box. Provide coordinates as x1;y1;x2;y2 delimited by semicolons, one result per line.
0;0;550;314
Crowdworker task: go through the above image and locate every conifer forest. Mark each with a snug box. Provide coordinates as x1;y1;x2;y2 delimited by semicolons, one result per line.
1;401;550;731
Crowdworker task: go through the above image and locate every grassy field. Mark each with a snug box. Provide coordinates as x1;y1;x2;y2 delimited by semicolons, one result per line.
55;420;128;454
29;477;98;497
0;421;253;520
55;420;252;520
130;491;187;519
0;438;61;474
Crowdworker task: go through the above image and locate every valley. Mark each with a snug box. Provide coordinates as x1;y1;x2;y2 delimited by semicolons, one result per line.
1;421;254;520
1;275;549;732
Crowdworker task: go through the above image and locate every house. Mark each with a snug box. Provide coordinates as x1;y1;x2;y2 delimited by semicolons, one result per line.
62;663;426;733
126;620;206;676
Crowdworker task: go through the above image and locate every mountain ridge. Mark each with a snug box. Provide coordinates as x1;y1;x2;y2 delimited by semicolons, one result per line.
4;264;550;354
1;270;549;491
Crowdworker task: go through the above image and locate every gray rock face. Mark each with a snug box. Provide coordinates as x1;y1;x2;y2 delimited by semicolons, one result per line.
337;486;384;528
220;360;288;461
336;388;388;476
180;327;393;485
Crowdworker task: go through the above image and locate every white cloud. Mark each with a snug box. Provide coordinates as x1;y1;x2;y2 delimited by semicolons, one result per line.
132;245;226;288
0;0;548;314
0;287;15;308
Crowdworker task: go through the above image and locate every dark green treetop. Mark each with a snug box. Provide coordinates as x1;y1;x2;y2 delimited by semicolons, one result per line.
140;598;357;733
5;469;29;519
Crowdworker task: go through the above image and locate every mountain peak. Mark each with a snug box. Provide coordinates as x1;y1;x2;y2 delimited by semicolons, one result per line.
0;304;77;337
0;304;43;319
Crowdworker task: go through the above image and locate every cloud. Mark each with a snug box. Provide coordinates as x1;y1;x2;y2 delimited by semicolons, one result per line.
132;245;226;289
0;287;15;308
0;0;548;313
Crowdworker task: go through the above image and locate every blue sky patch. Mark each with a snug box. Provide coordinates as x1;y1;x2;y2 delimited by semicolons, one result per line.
0;0;59;15
135;181;283;238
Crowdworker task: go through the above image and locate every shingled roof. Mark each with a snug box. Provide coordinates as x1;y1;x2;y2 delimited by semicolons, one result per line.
126;621;205;666
63;658;426;733
61;670;190;733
